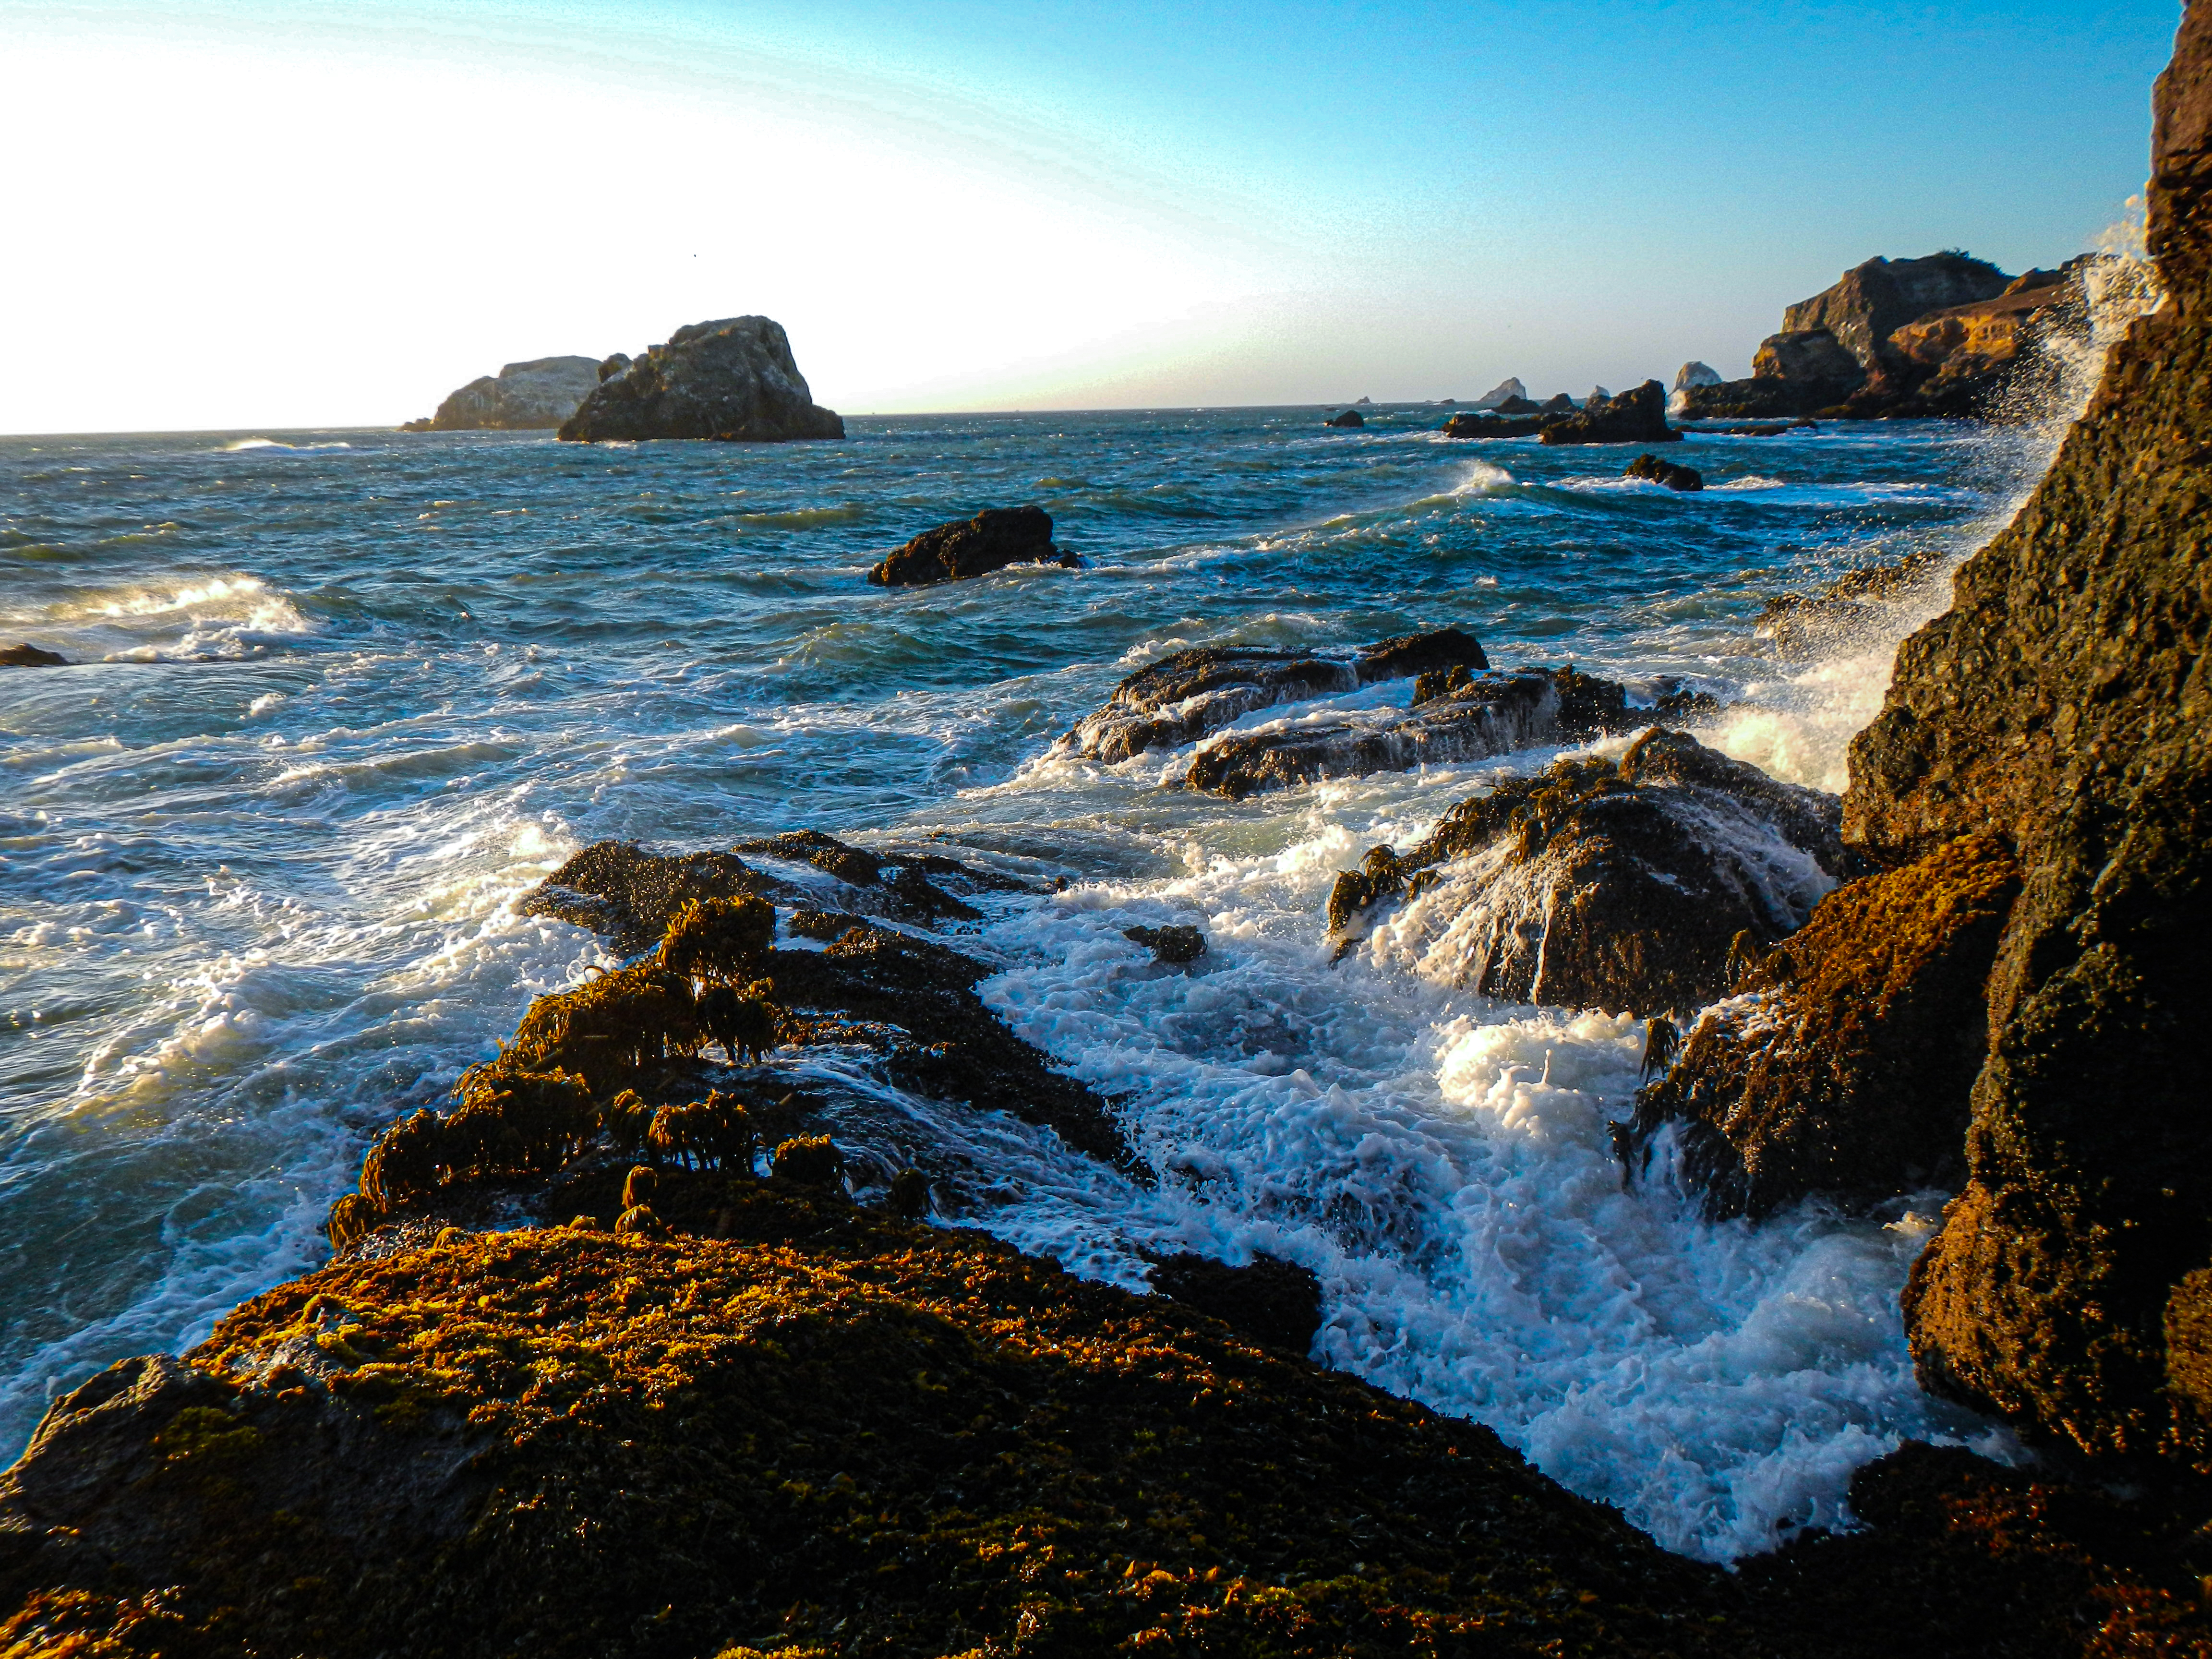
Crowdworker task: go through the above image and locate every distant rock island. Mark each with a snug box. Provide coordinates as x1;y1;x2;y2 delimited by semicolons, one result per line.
559;317;844;444
1677;252;2127;421
400;356;601;432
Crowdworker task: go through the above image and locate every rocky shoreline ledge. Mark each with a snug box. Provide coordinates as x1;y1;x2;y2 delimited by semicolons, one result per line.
7;8;2212;1656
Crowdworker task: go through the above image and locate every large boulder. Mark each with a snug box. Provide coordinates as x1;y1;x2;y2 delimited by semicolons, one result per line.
1185;666;1629;800
866;505;1080;587
1066;627;1488;763
1331;729;1843;1015
403;356;601;432
557;317;843;443
1538;380;1680;445
1751;329;1867;395
1625;454;1703;491
1;643;70;668
1623;834;2020;1219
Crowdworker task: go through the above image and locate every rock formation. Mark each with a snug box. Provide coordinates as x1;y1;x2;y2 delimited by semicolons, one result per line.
557;317;844;444
1635;0;2212;1465
1329;730;1843;1015
400;356;601;433
1625;454;1703;491
1443;410;1558;438
0;643;69;668
1065;627;1489;763
1539;380;1680;445
866;505;1080;587
1470;376;1527;409
1324;409;1365;427
1674;361;1722;391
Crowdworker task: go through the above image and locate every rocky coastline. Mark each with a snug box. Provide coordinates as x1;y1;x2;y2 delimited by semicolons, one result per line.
5;10;2212;1656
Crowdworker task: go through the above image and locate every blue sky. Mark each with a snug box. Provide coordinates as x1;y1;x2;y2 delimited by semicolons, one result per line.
0;0;2180;429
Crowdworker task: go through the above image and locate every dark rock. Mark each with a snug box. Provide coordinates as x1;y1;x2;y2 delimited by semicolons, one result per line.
866;505;1079;587
1621;834;2019;1218
1186;666;1631;800
1673;378;1827;420
1834;3;2212;1460
770;1134;844;1187
0;643;70;668
1539;380;1680;445
1067;627;1488;763
1470;376;1527;408
522;842;787;953
1324;409;1365;427
885;1168;932;1218
411;356;601;432
1123;923;1206;964
597;352;631;381
1442;410;1561;438
1754;550;1948;658
1782;251;2014;376
557;316;843;443
1147;1252;1322;1353
1751;328;1867;397
1539;392;1577;412
1648;681;1724;723
1492;394;1543;415
1624;454;1704;491
1684;421;1817;436
1330;729;1843;1015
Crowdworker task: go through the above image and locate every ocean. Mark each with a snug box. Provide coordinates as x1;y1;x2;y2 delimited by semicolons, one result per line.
0;399;2080;1561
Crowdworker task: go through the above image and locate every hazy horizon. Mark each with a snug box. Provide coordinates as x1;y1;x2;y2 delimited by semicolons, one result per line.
1;0;2179;435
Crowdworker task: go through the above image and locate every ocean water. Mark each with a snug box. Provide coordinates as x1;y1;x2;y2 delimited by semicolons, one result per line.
0;402;2068;1560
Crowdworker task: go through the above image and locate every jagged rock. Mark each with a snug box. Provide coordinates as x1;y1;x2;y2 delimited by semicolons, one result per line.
1587;385;1612;403
866;505;1080;587
0;643;69;668
404;356;601;433
1147;1252;1322;1352
1754;551;1949;658
1493;394;1543;414
1185;666;1630;801
1674;361;1723;390
1832;3;2212;1460
1066;627;1488;763
1470;376;1527;409
1752;329;1867;395
1625;454;1703;491
1324;409;1365;427
557;316;843;444
1538;392;1576;412
1621;835;2019;1218
1442;411;1558;438
1783;252;2015;375
1539;380;1680;445
1123;923;1206;964
1333;729;1842;1015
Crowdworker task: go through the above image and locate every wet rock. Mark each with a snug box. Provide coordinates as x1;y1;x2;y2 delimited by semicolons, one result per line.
1333;729;1842;1015
1538;392;1577;412
1067;627;1488;763
1492;394;1543;414
557;315;843;443
404;355;601;433
1624;453;1704;491
1184;665;1629;800
0;643;69;668
1752;328;1867;397
1621;834;2019;1218
1123;923;1206;964
1442;410;1560;438
1324;409;1365;427
866;504;1080;587
770;1133;844;1187
1673;378;1827;420
1539;379;1680;445
1674;361;1723;391
1147;1252;1322;1353
522;842;787;952
1754;550;1948;658
1834;5;2212;1460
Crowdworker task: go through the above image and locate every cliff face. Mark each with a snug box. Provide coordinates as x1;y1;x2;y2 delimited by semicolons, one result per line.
405;357;601;432
1839;0;2212;1456
558;317;844;444
1781;253;2014;374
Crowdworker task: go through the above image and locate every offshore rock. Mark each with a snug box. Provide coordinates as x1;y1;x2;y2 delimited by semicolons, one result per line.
1185;665;1629;801
1539;379;1680;445
403;356;601;432
866;505;1080;587
1124;923;1207;964
0;1191;1754;1659
0;643;70;668
1539;391;1577;412
1625;453;1703;491
1443;410;1560;438
557;316;843;444
1470;375;1527;409
1623;834;2019;1219
1753;328;1867;396
1782;251;2014;375
1492;394;1544;415
1147;1252;1323;1353
1324;408;1365;427
1674;360;1723;390
1335;730;1842;1016
1836;0;2212;1459
1067;626;1488;763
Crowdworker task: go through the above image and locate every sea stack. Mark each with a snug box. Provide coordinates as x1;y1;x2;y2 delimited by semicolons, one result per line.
401;357;601;432
558;317;844;444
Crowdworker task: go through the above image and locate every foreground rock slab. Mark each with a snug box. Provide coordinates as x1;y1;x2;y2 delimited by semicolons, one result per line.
866;505;1080;587
558;316;843;443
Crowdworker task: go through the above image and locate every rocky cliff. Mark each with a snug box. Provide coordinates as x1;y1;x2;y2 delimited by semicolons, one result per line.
401;356;601;432
559;317;844;444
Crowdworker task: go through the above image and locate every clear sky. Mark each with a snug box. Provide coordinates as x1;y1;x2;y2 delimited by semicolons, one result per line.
0;0;2181;432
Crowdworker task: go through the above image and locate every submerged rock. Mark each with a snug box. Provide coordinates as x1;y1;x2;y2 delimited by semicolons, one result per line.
402;356;601;433
1185;665;1630;800
0;642;69;667
1622;834;2019;1218
866;504;1079;587
1333;729;1843;1015
1754;549;1949;658
1539;380;1680;445
1123;922;1207;963
1625;453;1704;491
557;316;843;443
1067;626;1488;764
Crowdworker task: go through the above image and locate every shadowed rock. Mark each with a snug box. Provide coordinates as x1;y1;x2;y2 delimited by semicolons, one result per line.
557;316;843;443
1625;454;1704;491
1067;627;1489;764
1147;1252;1323;1353
1124;923;1206;963
1324;409;1365;427
402;356;600;433
866;505;1080;587
0;643;69;668
1539;380;1680;445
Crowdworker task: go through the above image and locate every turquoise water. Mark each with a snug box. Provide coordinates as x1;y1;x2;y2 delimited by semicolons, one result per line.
0;407;2032;1556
